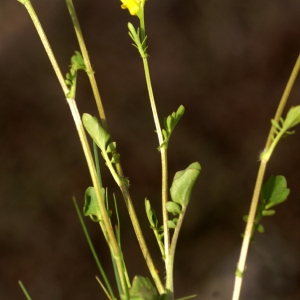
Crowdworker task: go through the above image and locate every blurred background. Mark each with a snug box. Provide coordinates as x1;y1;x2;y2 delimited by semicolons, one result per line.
1;0;300;299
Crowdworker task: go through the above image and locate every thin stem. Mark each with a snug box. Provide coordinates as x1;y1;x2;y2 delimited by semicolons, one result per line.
119;185;165;294
19;1;129;296
265;54;300;150
65;0;108;130
232;55;300;300
167;207;188;295
18;0;68;95
66;0;164;293
142;57;171;290
139;6;146;47
18;281;32;300
93;141;102;186
73;198;115;300
232;161;267;300
67;97;129;299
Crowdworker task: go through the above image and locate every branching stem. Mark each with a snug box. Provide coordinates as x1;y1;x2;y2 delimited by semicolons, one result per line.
232;54;300;300
18;1;129;297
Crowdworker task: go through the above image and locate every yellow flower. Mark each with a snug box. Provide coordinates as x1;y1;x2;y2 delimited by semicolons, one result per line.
120;0;140;16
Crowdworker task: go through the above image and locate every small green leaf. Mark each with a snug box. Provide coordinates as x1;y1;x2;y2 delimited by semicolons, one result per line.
235;268;244;278
262;209;276;216
257;224;265;233
82;113;110;151
167;220;177;229
129;276;158;300
261;175;290;209
170;162;201;207
111;153;120;164
243;215;248;222
145;199;158;228
83;187;105;222
162;105;185;145
282;105;300;130
166;201;181;215
106;142;116;153
71;51;86;71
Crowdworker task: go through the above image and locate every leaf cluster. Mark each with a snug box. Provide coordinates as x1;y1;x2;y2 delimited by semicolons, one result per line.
260;106;300;161
65;51;86;98
244;175;290;236
128;22;148;58
161;105;185;149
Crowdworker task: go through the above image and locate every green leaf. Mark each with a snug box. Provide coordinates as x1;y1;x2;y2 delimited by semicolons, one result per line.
161;105;185;147
164;105;185;135
166;201;181;215
71;51;86;71
170;162;201;208
257;224;264;233
167;220;177;229
129;276;158;300
243;215;248;222
82;113;110;151
145;199;158;228
282;105;300;130
83;187;105;222
262;209;276;216
261;175;290;209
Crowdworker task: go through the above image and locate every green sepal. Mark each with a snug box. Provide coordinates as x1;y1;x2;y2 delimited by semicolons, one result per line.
170;162;201;208
129;276;158;300
82;113;110;151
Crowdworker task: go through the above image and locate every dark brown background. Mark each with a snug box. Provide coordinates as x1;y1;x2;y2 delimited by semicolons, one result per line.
1;0;300;299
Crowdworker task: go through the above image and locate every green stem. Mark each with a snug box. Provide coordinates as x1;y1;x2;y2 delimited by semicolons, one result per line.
73;198;115;300
66;0;164;293
67;98;129;299
167;207;188;295
93;141;102;186
232;161;267;300
18;0;68;95
142;57;171;290
232;54;300;300
265;54;300;150
65;0;108;130
119;185;165;294
18;281;32;300
139;6;146;47
19;1;129;297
